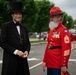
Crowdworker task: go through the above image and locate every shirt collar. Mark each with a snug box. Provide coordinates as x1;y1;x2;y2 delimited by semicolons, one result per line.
13;19;21;24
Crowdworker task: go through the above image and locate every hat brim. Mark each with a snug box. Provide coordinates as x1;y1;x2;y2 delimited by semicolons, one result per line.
50;13;63;17
9;10;25;14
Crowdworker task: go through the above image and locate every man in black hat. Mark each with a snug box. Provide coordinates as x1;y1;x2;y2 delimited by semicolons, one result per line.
1;2;30;75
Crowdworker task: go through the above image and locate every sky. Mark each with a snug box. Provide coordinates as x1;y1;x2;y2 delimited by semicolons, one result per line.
49;0;76;20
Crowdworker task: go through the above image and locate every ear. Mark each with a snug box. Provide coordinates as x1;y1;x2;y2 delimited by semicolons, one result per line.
58;16;62;21
11;14;14;17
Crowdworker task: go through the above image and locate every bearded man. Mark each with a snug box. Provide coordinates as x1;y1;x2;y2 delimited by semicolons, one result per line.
42;6;71;75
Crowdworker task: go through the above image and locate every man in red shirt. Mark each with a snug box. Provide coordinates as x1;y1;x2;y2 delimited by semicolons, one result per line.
42;6;71;75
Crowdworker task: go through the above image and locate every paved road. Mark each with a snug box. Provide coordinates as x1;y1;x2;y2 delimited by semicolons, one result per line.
0;43;76;75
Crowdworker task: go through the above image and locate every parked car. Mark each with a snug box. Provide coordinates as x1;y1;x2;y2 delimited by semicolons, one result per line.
42;32;48;40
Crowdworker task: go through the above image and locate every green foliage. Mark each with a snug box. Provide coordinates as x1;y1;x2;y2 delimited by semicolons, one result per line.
62;12;74;29
67;16;74;29
73;19;76;24
23;0;38;32
35;0;54;33
0;2;11;28
0;0;74;31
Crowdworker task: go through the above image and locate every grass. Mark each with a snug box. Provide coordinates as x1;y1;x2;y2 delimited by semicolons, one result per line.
30;40;45;43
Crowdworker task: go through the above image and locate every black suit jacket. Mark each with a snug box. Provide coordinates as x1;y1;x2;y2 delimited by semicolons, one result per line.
1;20;30;54
1;20;31;75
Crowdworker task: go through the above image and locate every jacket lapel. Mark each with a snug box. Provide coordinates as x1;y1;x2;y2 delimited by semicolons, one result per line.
10;21;20;40
20;24;25;43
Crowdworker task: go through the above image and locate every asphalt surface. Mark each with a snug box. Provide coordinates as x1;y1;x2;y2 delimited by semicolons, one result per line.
0;43;76;75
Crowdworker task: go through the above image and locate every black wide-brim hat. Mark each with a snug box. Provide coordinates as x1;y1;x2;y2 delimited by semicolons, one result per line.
10;2;25;14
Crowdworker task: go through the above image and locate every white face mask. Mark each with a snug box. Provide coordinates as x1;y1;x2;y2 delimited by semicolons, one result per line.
49;21;59;30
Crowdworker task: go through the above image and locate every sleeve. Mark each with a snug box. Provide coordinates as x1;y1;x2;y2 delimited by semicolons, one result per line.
60;29;71;68
25;28;31;54
43;43;48;62
13;49;18;55
43;32;49;63
1;24;16;54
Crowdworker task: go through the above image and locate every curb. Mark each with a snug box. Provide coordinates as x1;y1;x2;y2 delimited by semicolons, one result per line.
0;42;47;51
31;42;47;45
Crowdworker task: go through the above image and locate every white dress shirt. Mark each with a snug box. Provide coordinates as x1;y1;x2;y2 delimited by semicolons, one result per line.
13;20;21;55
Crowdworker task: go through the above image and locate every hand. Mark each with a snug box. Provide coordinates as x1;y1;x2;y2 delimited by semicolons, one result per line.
17;50;24;57
61;66;67;73
22;51;28;58
42;62;46;72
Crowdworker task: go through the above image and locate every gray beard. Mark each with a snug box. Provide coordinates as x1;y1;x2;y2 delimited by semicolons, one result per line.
49;21;59;30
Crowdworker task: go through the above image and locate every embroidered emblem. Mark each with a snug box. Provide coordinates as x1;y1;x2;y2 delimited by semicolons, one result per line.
53;32;60;38
64;29;68;32
64;35;69;43
64;50;70;56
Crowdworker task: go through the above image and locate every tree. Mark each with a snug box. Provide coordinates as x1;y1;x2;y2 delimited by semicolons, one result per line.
67;16;74;29
62;12;74;29
73;19;76;24
35;0;54;33
22;0;38;32
0;2;11;28
0;0;74;31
